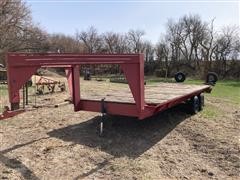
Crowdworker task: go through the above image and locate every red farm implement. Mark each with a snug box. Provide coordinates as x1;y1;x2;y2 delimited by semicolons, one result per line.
1;53;213;135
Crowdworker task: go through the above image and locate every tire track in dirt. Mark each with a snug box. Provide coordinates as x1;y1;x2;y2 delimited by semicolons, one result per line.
175;99;240;178
176;126;239;177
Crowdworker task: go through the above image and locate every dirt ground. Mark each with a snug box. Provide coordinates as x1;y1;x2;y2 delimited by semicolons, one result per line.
0;77;239;180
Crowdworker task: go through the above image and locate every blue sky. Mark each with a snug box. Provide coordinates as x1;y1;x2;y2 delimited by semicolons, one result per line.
26;0;239;43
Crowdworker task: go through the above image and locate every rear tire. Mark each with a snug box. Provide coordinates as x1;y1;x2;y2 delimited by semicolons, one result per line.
190;96;200;114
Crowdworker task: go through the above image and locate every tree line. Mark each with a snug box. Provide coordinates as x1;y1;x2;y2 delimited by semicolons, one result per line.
0;0;239;79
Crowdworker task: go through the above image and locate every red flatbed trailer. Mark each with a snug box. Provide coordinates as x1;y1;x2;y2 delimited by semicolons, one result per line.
3;53;211;128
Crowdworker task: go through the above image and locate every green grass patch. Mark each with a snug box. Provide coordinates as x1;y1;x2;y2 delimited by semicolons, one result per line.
184;79;240;105
0;85;8;113
185;79;240;105
200;104;220;119
205;80;240;105
0;85;8;96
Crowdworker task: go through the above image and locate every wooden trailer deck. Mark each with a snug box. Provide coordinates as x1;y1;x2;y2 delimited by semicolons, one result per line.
81;82;211;105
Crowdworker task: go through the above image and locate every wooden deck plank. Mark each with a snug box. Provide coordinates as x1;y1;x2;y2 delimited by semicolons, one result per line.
81;82;210;105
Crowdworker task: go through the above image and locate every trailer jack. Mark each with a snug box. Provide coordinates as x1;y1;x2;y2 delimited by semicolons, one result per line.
99;98;107;137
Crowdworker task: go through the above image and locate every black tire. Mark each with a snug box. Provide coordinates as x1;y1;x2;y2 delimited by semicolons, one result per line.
191;96;200;114
198;94;204;111
206;72;218;85
175;72;186;82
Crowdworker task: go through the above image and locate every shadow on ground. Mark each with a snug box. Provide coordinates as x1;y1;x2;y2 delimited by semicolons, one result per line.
48;104;192;158
0;104;191;179
0;137;49;180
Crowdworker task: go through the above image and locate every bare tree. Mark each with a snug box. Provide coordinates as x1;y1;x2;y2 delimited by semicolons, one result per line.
199;18;217;63
0;2;239;79
76;26;102;53
166;15;207;64
49;33;81;53
181;14;207;62
127;29;145;53
166;19;183;63
214;26;239;61
0;0;30;64
143;40;154;62
102;32;131;54
0;0;49;65
213;26;240;77
102;32;119;53
156;40;170;75
0;0;31;37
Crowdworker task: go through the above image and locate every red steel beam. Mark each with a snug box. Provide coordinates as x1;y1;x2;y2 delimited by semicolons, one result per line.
6;53;146;119
5;53;211;120
7;53;141;66
0;109;25;120
78;100;139;117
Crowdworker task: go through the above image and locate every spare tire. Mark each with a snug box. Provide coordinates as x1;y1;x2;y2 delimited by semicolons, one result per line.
206;72;218;85
175;72;186;82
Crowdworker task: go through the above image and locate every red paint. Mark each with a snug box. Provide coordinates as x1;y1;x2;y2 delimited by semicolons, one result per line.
0;109;25;120
5;53;211;120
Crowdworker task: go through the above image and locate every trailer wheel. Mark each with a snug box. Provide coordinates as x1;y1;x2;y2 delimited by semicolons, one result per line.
198;94;204;111
175;72;186;82
206;72;218;85
191;96;200;114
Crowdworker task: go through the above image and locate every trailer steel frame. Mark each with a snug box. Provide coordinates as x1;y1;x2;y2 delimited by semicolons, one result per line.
3;53;211;120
